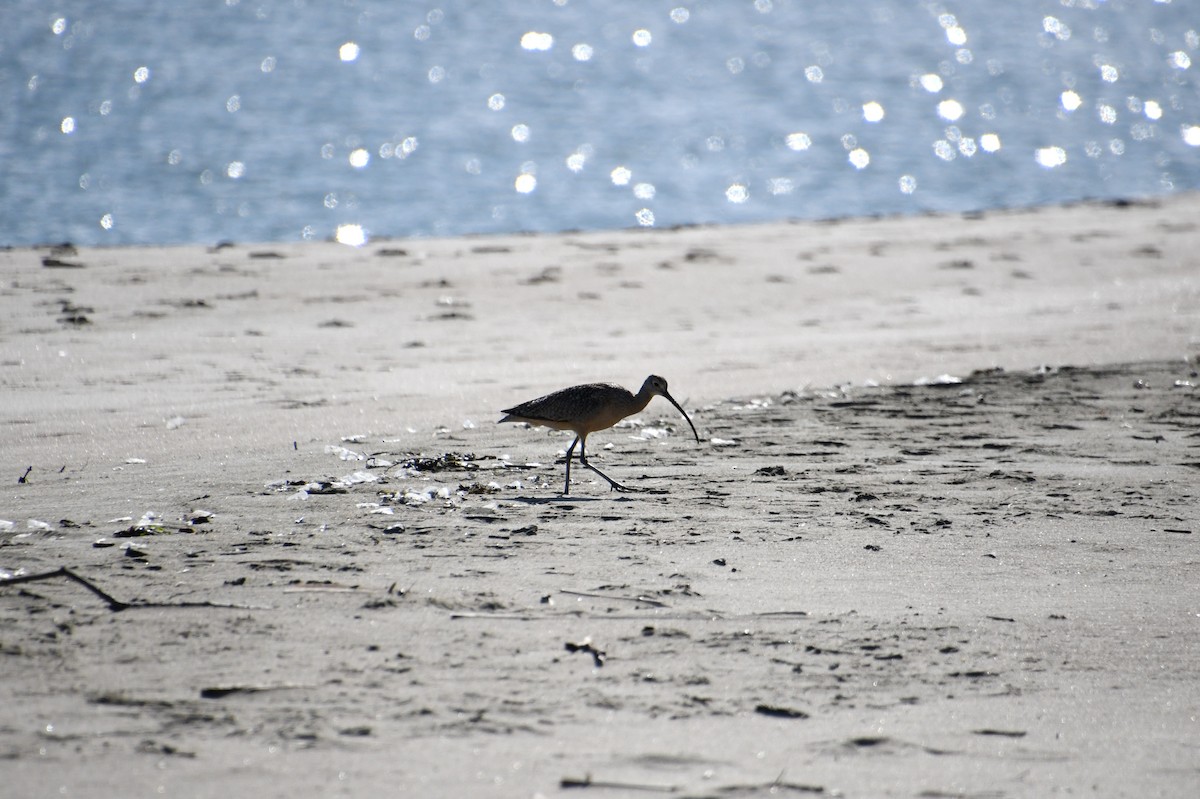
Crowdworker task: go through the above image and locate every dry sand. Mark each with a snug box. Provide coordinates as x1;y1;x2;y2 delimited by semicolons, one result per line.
2;195;1199;797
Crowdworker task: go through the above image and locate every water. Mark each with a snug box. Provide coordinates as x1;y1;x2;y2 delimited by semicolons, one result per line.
3;0;1198;248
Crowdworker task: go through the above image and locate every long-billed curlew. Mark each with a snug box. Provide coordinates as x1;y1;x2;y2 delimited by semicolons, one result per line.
499;375;700;495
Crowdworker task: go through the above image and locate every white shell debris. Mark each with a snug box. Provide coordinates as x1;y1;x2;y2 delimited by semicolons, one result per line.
336;471;378;487
913;374;963;385
325;444;365;461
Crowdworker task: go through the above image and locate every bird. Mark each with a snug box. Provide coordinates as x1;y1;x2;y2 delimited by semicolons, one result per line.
499;375;700;495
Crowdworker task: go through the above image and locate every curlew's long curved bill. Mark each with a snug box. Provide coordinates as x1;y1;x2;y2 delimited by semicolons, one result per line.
662;391;700;443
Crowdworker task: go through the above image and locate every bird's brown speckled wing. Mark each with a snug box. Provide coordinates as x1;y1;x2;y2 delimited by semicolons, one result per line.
502;383;632;425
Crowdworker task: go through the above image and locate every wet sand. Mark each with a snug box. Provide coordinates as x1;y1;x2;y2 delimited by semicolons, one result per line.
2;195;1199;797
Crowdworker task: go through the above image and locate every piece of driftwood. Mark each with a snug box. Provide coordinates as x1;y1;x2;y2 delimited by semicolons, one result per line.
560;774;677;792
560;589;668;608
0;567;265;611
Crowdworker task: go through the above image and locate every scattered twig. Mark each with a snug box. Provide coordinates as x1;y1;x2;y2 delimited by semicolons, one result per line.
706;775;826;794
565;638;607;667
560;589;668;608
0;567;267;612
754;703;810;719
200;684;311;699
1;567;129;609
973;728;1027;738
18;466;32;484
41;256;84;269
560;774;677;792
450;612;537;620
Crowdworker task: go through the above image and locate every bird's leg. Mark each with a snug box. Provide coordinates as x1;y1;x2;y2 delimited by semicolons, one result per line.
562;436;579;495
578;436;635;493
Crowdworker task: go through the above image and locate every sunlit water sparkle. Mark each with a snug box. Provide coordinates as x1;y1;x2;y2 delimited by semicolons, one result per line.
3;1;1198;247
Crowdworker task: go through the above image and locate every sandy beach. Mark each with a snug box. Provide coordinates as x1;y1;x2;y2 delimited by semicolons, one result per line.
2;195;1198;797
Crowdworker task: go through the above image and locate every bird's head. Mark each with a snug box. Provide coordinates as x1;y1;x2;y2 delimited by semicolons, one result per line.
644;374;670;397
642;374;700;443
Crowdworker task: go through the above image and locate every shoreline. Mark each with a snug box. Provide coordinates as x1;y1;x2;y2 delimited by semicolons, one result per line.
5;190;1185;253
9;189;1185;253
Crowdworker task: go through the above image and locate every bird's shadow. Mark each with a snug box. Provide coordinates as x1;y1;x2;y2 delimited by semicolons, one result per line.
508;494;655;506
